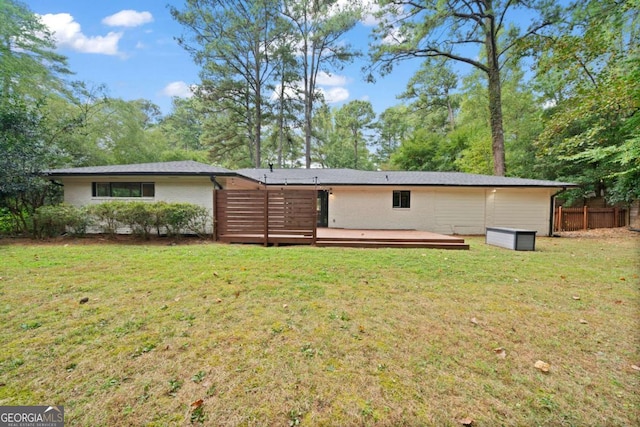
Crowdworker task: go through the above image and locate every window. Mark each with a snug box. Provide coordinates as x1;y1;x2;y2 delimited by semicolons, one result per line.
393;190;410;209
92;182;155;198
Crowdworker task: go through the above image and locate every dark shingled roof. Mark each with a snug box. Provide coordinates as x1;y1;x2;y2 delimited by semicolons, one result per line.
236;168;575;188
46;161;232;176
46;162;575;188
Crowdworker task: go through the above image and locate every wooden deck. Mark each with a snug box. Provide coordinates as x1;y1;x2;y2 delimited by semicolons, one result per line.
218;228;469;250
316;228;469;250
214;189;468;249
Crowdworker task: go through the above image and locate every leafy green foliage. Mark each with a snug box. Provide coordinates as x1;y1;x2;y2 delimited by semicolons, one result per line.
33;204;90;238
163;202;210;237
368;0;561;175
171;0;284;167
0;0;69;97
83;201;211;238
86;201;127;236
0;97;62;234
282;0;362;167
534;0;639;203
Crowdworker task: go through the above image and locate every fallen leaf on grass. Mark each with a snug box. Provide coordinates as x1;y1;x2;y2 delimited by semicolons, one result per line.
458;417;474;426
494;347;507;359
191;399;203;409
534;360;550;373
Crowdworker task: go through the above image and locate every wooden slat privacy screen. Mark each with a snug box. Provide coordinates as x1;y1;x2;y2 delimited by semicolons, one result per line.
554;206;627;231
215;190;317;245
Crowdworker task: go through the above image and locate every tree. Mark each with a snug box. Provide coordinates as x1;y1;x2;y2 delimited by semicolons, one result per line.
534;0;639;204
399;58;459;132
171;0;283;167
282;0;361;168
375;104;413;167
270;30;304;167
160;97;205;152
368;0;561;176
0;0;71;235
334;100;376;169
0;0;69;98
0;97;61;234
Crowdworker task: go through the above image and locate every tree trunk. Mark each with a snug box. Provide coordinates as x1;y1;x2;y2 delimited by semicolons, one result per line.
446;94;455;131
485;11;506;176
277;71;285;167
353;131;358;169
304;96;312;168
487;68;506;176
254;61;262;168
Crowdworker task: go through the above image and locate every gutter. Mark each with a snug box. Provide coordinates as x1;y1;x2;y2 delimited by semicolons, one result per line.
549;187;568;236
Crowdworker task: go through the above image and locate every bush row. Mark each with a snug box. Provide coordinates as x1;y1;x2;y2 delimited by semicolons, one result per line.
33;201;211;239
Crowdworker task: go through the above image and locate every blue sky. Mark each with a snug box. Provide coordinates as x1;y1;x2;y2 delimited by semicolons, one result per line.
23;0;421;116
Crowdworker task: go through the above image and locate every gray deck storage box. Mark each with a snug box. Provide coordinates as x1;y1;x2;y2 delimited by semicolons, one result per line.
485;227;536;251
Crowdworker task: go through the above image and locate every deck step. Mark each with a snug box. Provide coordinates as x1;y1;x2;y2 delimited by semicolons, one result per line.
315;240;470;250
317;236;466;244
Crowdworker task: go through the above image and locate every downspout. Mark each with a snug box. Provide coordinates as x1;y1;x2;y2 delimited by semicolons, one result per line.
210;176;223;190
549;187;567;236
210;176;223;241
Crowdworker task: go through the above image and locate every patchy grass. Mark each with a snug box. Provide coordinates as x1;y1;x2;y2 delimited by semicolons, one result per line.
0;233;638;426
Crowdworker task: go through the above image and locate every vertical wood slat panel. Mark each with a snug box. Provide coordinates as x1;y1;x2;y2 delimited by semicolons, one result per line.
554;207;628;232
215;189;317;244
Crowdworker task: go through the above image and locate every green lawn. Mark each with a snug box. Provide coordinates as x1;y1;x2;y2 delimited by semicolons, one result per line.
1;234;638;426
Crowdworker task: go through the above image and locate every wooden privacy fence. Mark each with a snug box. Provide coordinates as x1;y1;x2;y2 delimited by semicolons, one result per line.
214;189;317;245
554;206;627;231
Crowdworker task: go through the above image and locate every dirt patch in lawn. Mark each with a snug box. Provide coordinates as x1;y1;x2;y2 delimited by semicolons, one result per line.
556;227;640;239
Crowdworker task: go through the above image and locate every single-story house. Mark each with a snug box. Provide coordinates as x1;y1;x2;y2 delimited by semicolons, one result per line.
46;160;575;237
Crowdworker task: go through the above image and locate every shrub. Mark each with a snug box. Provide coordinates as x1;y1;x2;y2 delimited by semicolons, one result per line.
84;201;211;238
87;201;127;235
184;205;211;237
33;204;90;238
149;202;169;236
118;202;154;239
160;203;210;237
0;207;16;236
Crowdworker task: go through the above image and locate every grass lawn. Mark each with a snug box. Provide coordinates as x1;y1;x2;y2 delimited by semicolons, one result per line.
1;232;639;426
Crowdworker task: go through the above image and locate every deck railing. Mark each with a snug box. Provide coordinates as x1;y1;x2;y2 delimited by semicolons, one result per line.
554;206;627;231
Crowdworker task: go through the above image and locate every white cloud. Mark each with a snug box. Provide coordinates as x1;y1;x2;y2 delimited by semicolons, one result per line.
39;13;122;55
102;10;153;28
316;71;347;87
360;0;382;26
320;87;349;104
271;72;350;104
161;81;194;98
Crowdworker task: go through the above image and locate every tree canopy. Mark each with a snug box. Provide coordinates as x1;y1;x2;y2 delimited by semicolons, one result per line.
1;0;639;237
